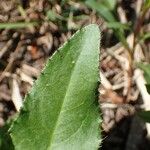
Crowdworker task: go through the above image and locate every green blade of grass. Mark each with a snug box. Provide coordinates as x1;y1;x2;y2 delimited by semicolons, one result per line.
0;22;38;30
107;22;131;30
86;0;116;22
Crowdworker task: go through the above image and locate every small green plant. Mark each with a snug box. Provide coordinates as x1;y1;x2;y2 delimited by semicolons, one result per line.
86;0;150;67
0;24;101;150
85;0;130;49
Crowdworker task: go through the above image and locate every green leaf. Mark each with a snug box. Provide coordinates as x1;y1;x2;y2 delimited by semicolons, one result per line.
114;29;130;50
46;10;65;21
138;111;150;123
139;32;150;43
107;22;131;30
107;22;131;48
85;1;129;49
0;122;14;150
86;0;116;22
142;0;150;12
0;22;38;30
10;24;101;150
138;63;150;84
101;0;117;10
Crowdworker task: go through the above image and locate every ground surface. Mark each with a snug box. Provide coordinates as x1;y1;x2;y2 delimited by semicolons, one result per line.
0;0;150;150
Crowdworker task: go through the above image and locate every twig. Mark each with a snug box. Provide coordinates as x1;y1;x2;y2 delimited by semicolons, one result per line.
0;41;21;83
117;6;127;23
100;71;112;89
0;32;19;59
11;78;23;111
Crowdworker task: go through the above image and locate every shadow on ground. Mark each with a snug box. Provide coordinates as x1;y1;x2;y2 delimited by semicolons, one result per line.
101;115;150;150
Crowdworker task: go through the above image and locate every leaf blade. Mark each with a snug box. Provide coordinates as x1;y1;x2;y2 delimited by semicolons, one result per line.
10;24;101;150
0;122;14;150
86;0;116;22
0;22;38;29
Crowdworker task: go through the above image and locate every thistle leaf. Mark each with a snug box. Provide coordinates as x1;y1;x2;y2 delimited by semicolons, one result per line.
10;24;101;150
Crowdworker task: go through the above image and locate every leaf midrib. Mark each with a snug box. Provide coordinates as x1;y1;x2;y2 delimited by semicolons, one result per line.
47;39;85;150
